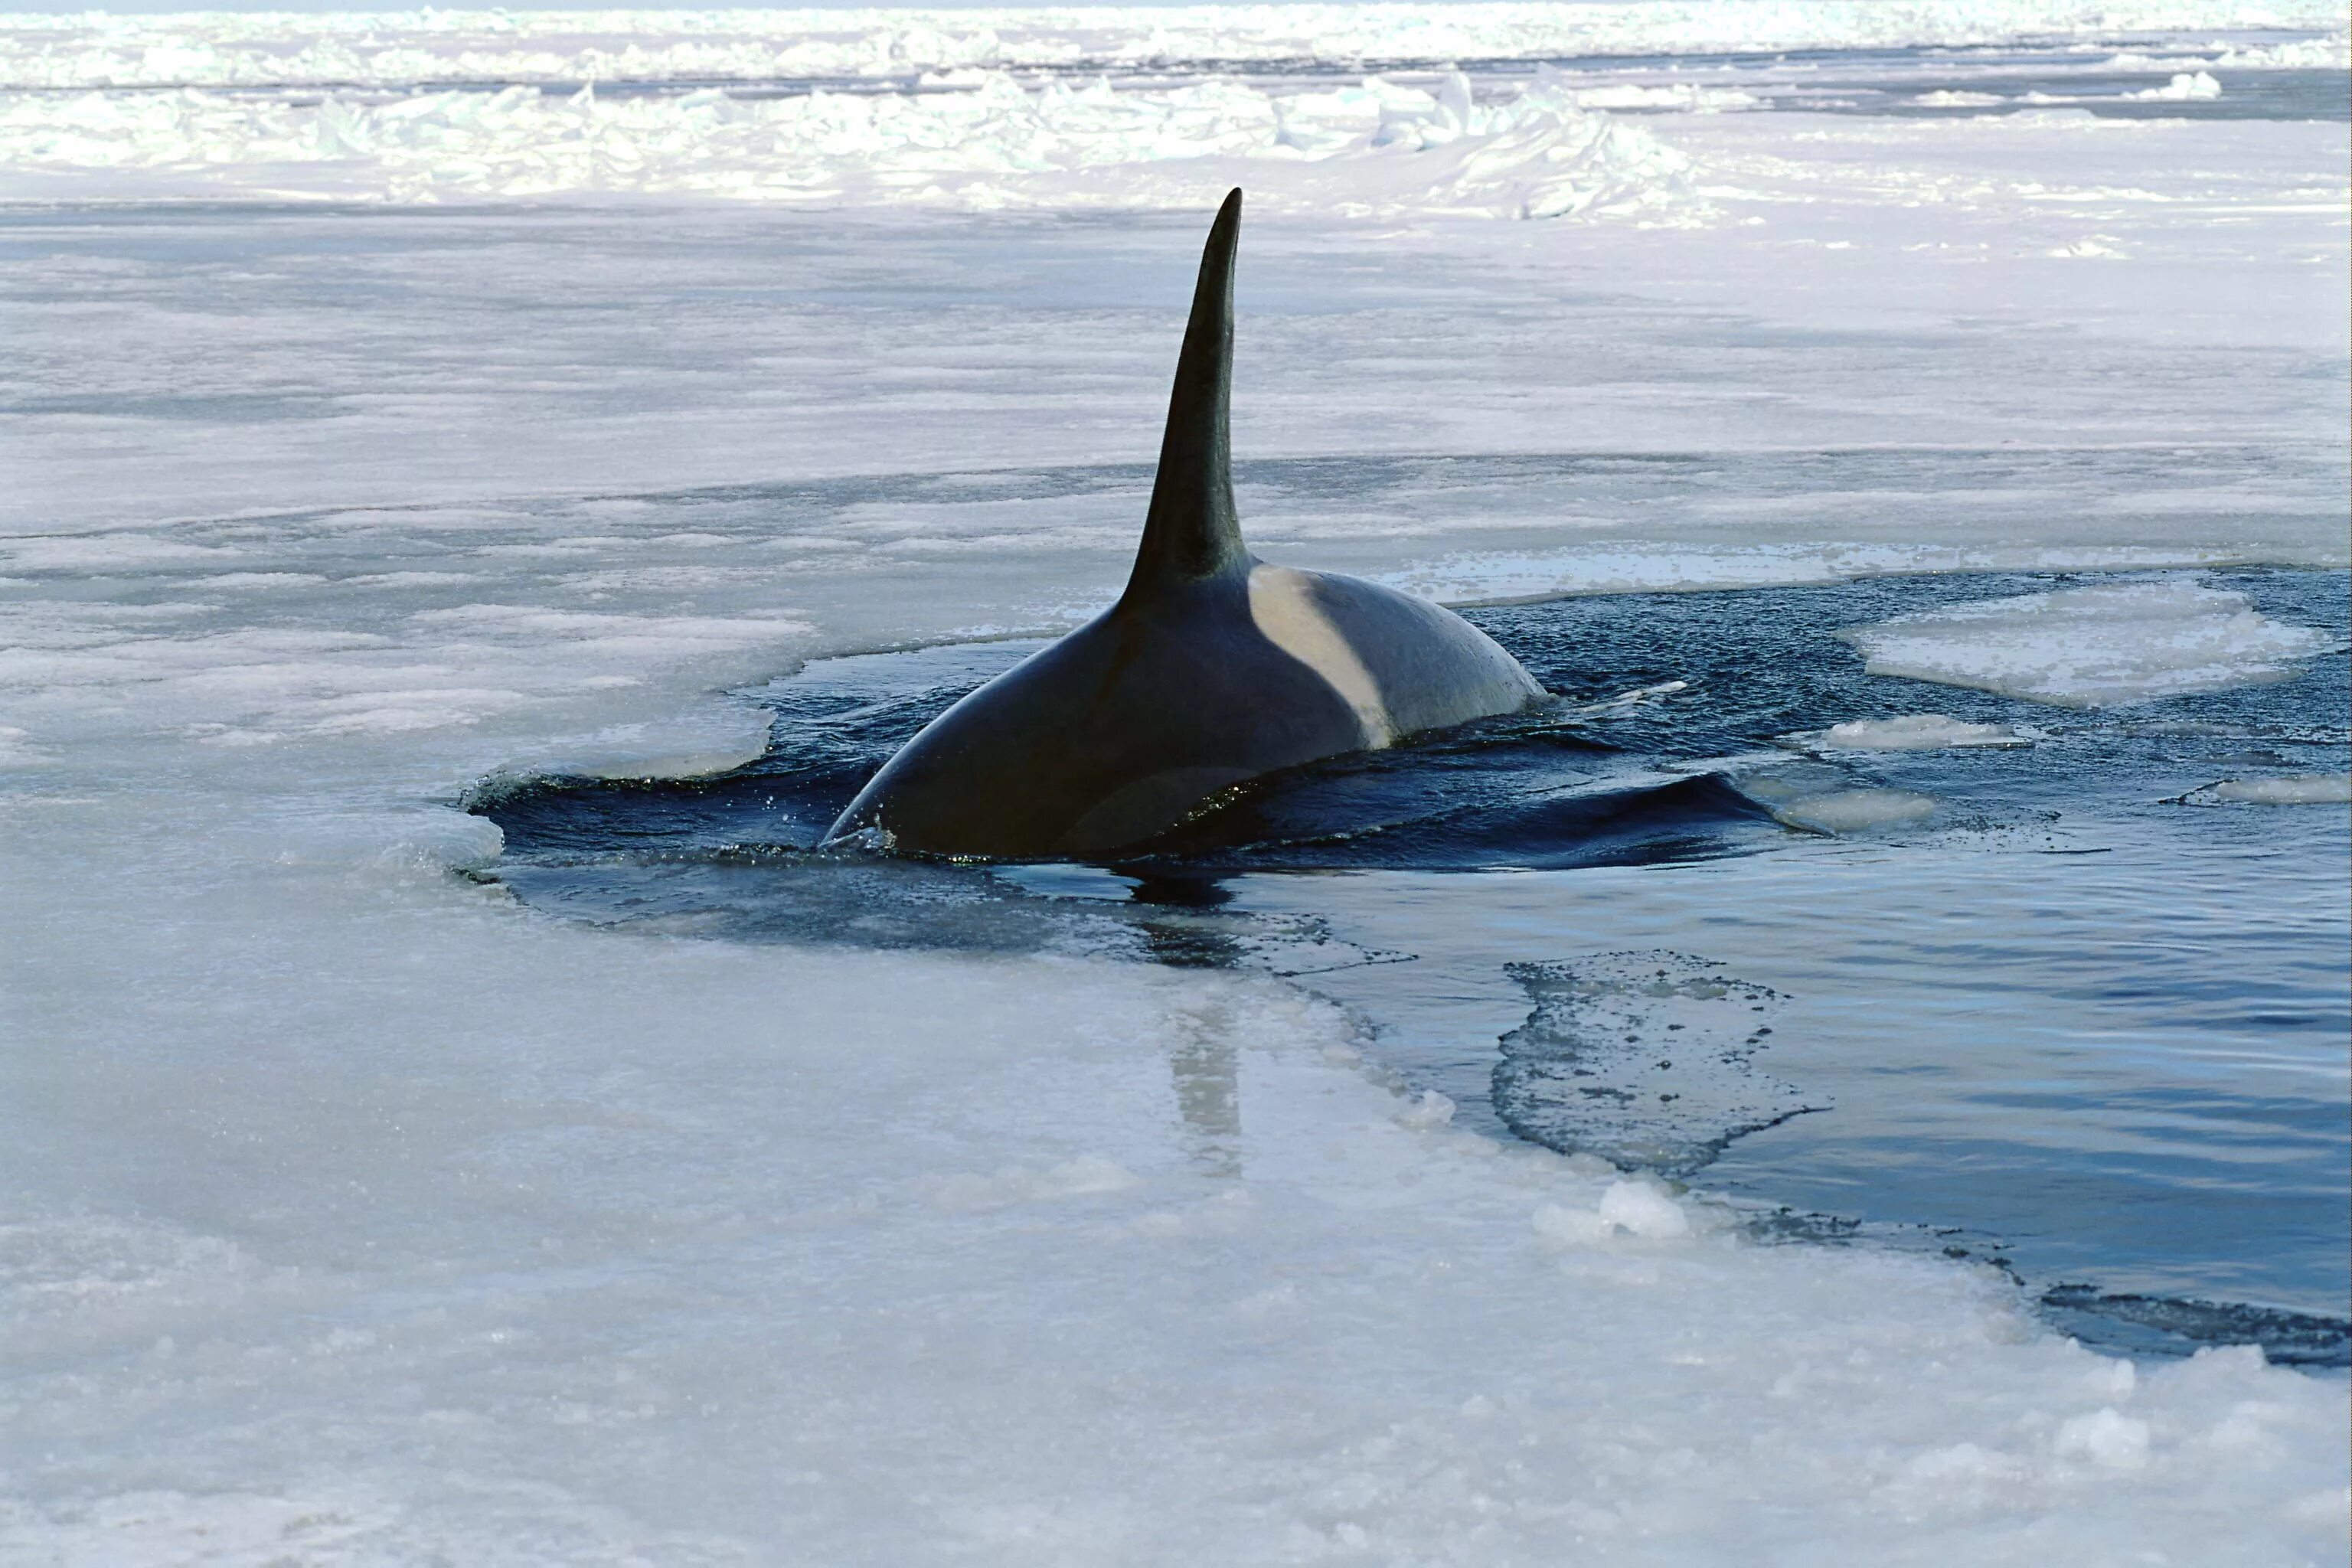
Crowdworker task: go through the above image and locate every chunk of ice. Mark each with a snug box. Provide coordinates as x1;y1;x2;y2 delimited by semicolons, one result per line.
1531;1181;1697;1248
2190;773;2352;805
1394;1089;1459;1130
1770;787;1940;835
1596;1178;1695;1240
1809;714;2030;750
2126;70;2223;100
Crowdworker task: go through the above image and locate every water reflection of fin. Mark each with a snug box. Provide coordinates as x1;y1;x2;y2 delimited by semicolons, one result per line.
1167;1002;1243;1178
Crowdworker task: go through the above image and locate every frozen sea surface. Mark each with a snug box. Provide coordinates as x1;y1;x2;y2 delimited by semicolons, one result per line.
3;7;2347;1563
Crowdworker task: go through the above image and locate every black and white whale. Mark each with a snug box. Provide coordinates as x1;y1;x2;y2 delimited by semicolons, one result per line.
825;189;1546;860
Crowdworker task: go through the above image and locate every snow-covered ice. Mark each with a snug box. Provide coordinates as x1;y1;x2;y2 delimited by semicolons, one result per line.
1;4;2346;1561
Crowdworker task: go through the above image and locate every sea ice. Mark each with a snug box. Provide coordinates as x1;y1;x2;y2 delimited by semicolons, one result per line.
0;67;1695;217
1841;580;2337;708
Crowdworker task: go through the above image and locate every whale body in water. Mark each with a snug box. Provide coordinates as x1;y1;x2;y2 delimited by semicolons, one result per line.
825;189;1546;859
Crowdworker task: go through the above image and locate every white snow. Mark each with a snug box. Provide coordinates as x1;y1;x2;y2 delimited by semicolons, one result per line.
1;6;2347;1560
1841;580;2337;707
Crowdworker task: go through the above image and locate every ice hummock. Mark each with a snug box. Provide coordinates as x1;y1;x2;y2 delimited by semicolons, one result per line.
0;67;1691;217
1841;580;2337;708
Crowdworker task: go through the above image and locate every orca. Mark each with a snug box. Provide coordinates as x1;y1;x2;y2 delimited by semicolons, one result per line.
825;189;1546;860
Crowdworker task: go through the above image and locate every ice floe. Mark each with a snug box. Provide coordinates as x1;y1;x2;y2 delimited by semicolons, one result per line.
1841;580;2337;708
1770;786;1942;835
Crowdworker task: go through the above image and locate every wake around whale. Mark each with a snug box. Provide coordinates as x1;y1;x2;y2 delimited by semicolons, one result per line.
825;190;1547;860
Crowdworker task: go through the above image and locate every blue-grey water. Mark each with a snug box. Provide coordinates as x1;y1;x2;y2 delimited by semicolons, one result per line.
472;567;2351;1366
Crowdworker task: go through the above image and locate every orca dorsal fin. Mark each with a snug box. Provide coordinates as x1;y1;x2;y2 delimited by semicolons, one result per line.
1124;188;1252;599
